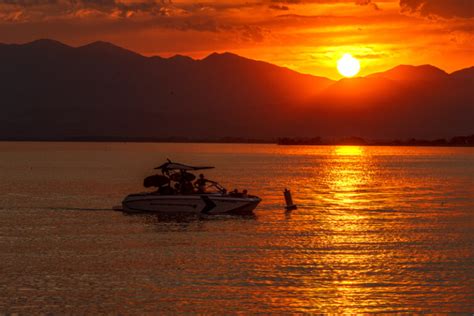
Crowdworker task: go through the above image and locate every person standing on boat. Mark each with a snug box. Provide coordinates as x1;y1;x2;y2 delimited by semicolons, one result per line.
195;174;209;193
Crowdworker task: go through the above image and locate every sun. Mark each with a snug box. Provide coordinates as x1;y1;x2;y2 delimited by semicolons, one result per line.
337;53;360;78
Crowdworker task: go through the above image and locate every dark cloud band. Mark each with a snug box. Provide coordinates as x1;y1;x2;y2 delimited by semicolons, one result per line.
400;0;474;19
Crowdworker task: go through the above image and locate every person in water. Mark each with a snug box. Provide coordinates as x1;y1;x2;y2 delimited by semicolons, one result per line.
194;174;209;193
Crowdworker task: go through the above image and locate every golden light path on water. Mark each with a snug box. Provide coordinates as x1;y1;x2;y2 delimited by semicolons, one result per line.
245;145;472;313
262;146;382;312
0;143;473;313
313;146;383;312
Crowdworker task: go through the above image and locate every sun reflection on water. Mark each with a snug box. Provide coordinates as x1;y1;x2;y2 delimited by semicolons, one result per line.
324;146;374;209
283;145;401;312
335;145;364;156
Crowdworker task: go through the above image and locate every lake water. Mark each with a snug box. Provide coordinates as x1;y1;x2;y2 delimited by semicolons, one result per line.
0;142;473;313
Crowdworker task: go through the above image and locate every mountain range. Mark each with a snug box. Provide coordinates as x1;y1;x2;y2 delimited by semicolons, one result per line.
0;39;472;140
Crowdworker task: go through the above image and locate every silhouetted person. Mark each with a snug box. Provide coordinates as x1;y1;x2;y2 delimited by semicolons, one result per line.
242;189;248;198
159;185;175;195
194;174;209;193
181;181;194;194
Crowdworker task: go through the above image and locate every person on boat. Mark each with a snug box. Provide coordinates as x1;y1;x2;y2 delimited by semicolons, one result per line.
159;185;175;195
242;189;248;198
181;180;194;194
194;174;209;193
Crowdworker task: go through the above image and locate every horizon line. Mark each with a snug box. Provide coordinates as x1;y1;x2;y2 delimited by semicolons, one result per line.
2;38;473;80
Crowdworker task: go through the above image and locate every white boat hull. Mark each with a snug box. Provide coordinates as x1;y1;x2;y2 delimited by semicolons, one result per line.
122;194;261;215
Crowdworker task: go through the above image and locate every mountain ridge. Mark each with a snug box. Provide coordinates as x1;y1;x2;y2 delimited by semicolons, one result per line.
4;38;471;78
367;64;449;82
0;39;472;140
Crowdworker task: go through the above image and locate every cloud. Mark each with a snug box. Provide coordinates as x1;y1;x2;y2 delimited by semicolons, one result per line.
400;0;474;19
269;4;290;11
268;0;381;10
0;0;175;21
0;0;388;23
355;0;380;11
270;0;300;4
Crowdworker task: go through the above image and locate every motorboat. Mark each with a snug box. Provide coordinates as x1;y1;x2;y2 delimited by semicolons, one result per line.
122;160;262;215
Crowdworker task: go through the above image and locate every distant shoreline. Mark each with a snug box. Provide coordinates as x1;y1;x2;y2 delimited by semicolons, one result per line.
0;137;271;144
277;135;474;147
1;135;473;147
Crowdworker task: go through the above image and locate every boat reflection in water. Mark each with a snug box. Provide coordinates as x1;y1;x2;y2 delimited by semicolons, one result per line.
122;211;257;228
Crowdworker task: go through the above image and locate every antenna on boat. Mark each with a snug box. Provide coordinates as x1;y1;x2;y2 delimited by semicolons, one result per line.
284;188;297;211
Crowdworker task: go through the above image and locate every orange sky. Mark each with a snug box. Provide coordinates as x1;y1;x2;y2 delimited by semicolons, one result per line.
0;0;472;79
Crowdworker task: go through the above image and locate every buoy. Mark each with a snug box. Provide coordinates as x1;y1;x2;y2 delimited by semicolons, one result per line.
284;188;297;211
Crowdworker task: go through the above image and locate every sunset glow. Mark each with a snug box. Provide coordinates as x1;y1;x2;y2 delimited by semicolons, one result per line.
337;54;361;78
0;0;472;79
1;0;473;312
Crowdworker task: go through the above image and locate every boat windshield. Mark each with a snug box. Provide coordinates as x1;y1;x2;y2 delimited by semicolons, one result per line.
155;161;214;172
203;181;226;194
